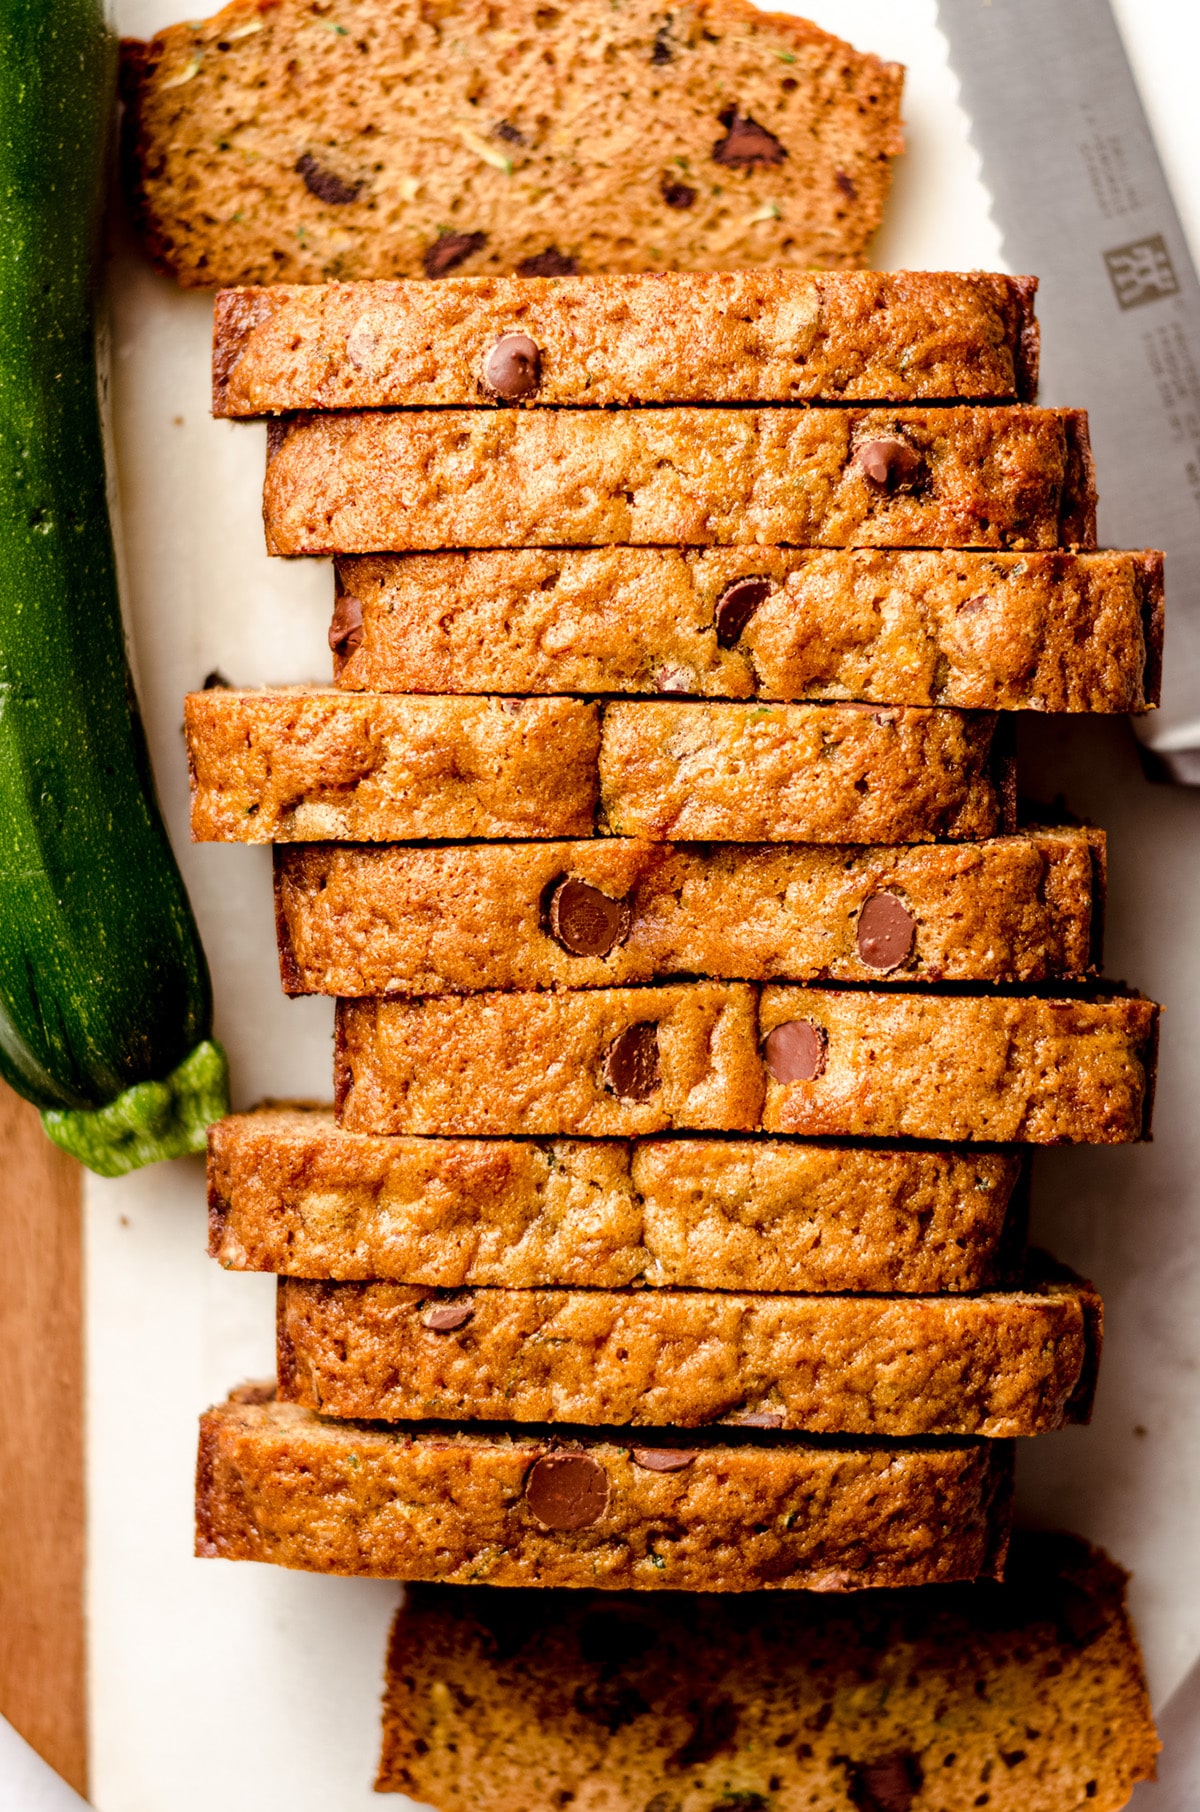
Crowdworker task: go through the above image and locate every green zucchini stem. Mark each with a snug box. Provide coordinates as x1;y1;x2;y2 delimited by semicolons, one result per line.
40;1039;230;1177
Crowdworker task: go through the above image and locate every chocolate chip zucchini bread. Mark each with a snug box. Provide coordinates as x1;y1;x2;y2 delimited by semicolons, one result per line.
197;1389;1013;1591
212;272;1039;413
334;987;1155;1143
275;830;1102;995
275;1267;1099;1437
377;1534;1159;1809
331;547;1162;712
184;690;599;841
337;983;763;1136
262;407;1097;556
759;988;1157;1145
122;0;904;289
210;1108;1029;1293
187;691;1012;846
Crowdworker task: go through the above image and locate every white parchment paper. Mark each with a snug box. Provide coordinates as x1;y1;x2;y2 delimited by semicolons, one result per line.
85;3;1200;1805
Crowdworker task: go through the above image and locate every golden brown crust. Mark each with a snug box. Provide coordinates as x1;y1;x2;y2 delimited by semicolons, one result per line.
273;831;1102;994
196;1393;1015;1591
184;689;600;841
275;1270;1099;1437
332;547;1161;712
334;985;1155;1144
376;1533;1159;1807
759;987;1158;1144
261;407;1097;556
211;273;1039;412
121;0;903;289
335;984;765;1136
186;690;1010;846
208;1108;1029;1293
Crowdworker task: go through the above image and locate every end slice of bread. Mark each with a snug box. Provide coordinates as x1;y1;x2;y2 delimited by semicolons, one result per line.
121;0;903;288
377;1530;1159;1811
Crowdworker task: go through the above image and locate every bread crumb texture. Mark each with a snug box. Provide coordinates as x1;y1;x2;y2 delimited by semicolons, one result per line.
376;1531;1159;1809
121;0;903;287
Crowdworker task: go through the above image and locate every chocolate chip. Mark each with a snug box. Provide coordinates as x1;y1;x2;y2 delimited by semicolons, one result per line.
712;109;786;168
483;333;542;400
328;592;364;659
525;1451;610;1529
714;574;771;647
651;23;673;62
421;1299;474;1332
854;438;923;493
493;118;525;145
847;1751;924;1812
856;894;915;971
517;248;576;278
548;877;632;958
423;230;487;278
265;419;289;460
202;670;232;691
602;1023;661;1101
630;1447;697;1471
726;1409;784;1429
764;1019;826;1083
662;180;696;209
295;153;362;206
835;169;858;200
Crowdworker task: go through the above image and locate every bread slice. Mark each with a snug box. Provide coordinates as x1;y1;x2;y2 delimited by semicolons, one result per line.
184;689;600;842
376;1532;1159;1809
274;1263;1099;1437
274;831;1103;996
197;1388;1014;1592
186;690;1012;846
262;405;1097;555
121;0;903;289
211;272;1039;413
333;986;1156;1143
331;546;1162;712
209;1109;1029;1294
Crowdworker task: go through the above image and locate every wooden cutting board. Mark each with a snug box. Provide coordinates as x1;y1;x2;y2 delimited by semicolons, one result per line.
0;1082;88;1796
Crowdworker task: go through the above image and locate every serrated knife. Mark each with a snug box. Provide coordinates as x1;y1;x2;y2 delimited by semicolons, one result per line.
937;0;1200;781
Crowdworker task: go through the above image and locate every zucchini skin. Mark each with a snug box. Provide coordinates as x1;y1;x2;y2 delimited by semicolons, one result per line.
0;0;217;1115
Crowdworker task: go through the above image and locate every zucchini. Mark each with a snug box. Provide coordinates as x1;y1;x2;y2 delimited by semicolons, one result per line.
0;0;228;1174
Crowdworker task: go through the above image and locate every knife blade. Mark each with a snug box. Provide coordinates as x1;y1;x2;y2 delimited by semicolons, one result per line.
937;0;1200;780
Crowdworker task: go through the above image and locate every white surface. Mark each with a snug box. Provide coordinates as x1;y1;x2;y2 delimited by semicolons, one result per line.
83;2;1200;1807
0;1718;90;1812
